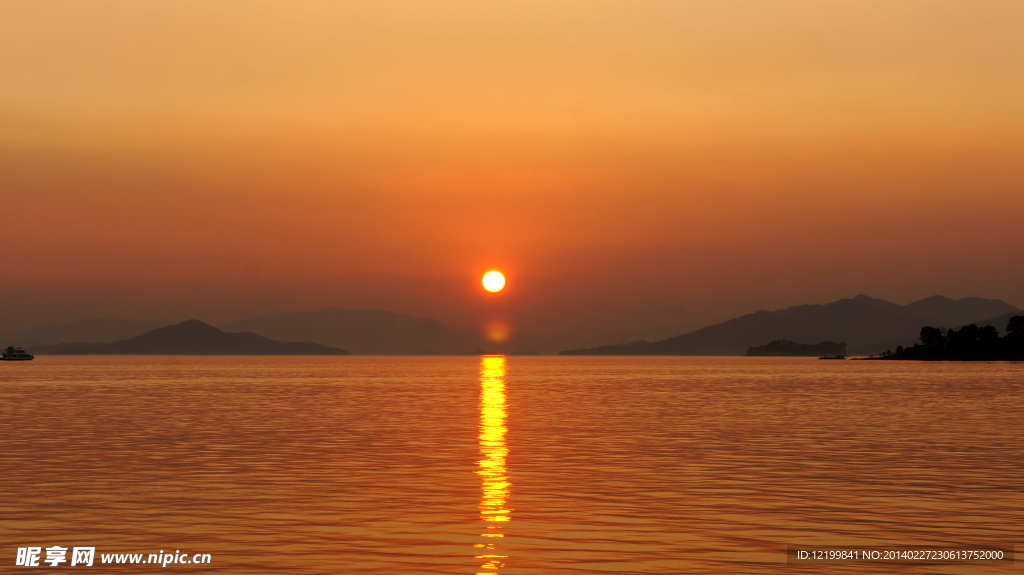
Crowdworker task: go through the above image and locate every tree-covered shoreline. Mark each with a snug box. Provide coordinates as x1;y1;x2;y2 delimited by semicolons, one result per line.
870;316;1024;361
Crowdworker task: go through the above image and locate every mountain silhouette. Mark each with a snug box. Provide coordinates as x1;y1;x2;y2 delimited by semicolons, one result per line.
901;295;1019;329
560;295;1019;355
32;320;350;355
0;318;171;348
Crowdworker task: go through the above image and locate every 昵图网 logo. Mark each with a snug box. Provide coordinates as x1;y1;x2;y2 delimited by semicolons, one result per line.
15;547;93;567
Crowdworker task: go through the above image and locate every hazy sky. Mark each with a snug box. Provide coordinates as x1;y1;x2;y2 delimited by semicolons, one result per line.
2;1;1022;344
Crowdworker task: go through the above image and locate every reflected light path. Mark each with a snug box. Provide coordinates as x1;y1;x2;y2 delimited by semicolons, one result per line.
474;355;510;573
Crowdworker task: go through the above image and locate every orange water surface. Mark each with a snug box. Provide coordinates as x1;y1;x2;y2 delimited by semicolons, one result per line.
1;356;1021;573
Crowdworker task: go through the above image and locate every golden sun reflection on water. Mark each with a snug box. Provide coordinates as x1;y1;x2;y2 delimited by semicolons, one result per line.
474;355;510;573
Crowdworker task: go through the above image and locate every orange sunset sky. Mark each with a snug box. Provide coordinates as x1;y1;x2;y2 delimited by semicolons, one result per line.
2;1;1023;346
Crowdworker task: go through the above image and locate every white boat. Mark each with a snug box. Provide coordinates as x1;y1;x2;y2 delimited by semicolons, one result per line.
2;346;34;360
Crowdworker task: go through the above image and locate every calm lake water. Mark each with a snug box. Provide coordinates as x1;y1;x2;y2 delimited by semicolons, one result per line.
1;356;1021;574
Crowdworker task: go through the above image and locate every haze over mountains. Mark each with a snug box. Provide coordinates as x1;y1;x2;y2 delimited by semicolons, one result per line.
0;318;171;348
7;295;1020;356
14;309;548;355
222;308;550;354
34;320;349;355
221;309;481;355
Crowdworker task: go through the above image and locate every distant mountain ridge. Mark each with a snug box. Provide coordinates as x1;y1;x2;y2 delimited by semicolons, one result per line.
221;308;549;354
902;296;1019;329
11;296;1018;357
9;309;549;355
33;320;350;355
560;295;1019;356
221;308;479;354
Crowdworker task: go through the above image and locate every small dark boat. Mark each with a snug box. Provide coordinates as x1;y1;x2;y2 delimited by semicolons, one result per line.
819;355;846;360
2;346;34;360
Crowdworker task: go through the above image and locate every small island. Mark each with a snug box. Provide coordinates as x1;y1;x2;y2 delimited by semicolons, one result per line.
745;340;846;357
868;316;1024;361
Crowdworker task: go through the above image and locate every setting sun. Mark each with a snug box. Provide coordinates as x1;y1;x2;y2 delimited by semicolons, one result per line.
482;271;506;293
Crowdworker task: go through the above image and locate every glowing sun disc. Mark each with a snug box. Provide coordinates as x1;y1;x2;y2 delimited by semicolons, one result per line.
482;271;506;292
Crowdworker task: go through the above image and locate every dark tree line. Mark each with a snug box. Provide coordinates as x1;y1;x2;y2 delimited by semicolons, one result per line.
746;340;846;357
877;316;1024;361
